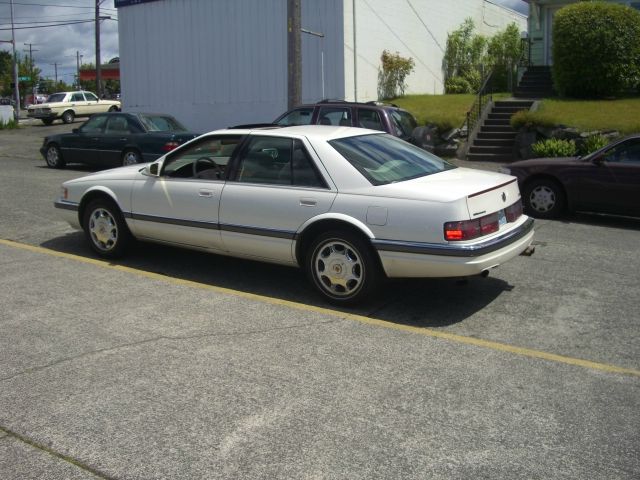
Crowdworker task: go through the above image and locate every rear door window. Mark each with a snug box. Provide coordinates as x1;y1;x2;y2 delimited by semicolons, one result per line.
317;107;352;126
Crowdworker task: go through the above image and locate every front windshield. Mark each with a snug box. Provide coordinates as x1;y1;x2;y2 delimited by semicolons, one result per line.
46;93;66;103
138;114;187;132
329;134;456;185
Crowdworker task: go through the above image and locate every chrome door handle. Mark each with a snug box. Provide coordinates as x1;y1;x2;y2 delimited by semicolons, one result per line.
299;198;317;207
198;189;214;197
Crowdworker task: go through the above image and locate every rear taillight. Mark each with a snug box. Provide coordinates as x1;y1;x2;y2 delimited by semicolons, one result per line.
444;201;522;242
505;200;523;222
162;141;180;152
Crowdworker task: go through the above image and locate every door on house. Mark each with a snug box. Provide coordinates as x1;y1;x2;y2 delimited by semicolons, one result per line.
544;6;562;65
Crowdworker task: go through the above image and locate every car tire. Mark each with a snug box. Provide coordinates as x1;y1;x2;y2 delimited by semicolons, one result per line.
42;119;54;126
523;178;566;219
45;144;65;169
61;110;75;124
121;149;141;166
306;230;380;306
83;198;131;258
108;106;119;112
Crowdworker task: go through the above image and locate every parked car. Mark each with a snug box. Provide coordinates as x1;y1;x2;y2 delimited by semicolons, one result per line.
500;135;640;219
274;99;419;144
41;112;200;168
55;125;534;305
27;91;121;125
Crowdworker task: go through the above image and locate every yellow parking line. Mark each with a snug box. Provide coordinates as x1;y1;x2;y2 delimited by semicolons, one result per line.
2;238;639;378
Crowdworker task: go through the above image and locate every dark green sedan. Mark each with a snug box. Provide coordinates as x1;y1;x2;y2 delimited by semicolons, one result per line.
40;112;200;169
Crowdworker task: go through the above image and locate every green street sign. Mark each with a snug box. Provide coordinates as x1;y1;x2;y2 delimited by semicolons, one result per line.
18;76;30;81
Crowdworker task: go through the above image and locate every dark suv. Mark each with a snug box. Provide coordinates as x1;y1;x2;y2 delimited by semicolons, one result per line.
274;100;418;144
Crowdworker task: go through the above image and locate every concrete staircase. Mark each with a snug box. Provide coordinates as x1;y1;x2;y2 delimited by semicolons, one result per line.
466;100;533;162
514;66;555;98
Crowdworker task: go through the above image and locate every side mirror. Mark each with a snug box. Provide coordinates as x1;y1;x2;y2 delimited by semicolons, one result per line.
592;155;606;166
143;162;161;177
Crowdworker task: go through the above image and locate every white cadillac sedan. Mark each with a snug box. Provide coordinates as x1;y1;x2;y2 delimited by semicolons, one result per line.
55;125;534;305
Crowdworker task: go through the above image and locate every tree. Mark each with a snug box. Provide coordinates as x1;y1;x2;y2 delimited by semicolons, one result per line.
377;50;415;100
553;1;640;98
0;50;13;97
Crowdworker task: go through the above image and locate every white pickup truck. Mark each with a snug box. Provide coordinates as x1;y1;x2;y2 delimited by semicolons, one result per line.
27;91;121;125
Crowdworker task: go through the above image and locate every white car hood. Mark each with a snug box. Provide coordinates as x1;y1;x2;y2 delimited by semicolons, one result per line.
66;163;150;184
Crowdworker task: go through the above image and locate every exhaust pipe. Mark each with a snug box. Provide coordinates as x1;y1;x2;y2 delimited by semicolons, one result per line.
480;269;490;278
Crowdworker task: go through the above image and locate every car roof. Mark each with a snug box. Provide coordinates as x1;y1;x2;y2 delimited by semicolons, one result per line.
293;100;406;111
210;124;383;141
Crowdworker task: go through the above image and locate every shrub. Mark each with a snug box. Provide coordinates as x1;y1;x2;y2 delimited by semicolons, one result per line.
510;110;555;130
553;2;640;98
531;138;577;157
0;118;18;130
579;135;609;155
377;50;415;100
445;76;472;94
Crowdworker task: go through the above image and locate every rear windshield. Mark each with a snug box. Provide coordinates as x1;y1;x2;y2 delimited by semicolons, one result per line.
46;93;66;103
329;134;456;185
138;114;187;132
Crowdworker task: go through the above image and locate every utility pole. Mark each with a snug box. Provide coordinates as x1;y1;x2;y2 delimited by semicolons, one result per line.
50;63;58;85
10;0;20;117
287;0;301;109
76;51;83;89
352;0;357;102
24;43;38;103
95;0;102;98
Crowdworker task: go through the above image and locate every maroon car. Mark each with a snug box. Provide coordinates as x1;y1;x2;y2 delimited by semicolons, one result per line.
500;135;640;218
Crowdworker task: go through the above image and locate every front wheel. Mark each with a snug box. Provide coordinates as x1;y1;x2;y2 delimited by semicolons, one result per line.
306;231;380;306
523;179;566;219
108;106;119;112
41;118;54;126
45;144;65;169
61;110;75;124
83;199;131;258
121;149;141;166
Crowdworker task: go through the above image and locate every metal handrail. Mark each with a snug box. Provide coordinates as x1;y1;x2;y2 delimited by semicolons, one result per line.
464;67;494;141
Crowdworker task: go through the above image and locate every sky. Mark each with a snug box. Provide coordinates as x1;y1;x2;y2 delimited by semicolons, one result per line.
0;0;528;88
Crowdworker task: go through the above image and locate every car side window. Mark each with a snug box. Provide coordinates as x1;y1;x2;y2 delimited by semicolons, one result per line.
317;107;352;126
276;107;313;126
71;93;85;102
278;140;328;188
357;108;384;131
603;139;640;164
105;115;131;134
163;136;243;180
79;115;108;133
236;136;293;185
85;92;99;102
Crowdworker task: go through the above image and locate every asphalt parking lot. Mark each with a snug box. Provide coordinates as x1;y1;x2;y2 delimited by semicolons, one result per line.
1;120;639;479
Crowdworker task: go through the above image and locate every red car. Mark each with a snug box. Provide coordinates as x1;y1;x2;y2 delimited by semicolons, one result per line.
500;135;640;218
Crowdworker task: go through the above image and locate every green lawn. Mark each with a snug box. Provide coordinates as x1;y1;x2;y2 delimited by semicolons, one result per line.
535;97;640;134
392;94;640;134
391;93;509;131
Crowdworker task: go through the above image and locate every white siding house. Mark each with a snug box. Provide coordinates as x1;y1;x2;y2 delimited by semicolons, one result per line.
116;0;525;132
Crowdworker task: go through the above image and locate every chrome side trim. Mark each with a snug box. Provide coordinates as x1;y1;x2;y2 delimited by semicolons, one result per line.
219;223;296;240
54;200;79;211
372;217;534;258
130;213;296;239
130;212;218;230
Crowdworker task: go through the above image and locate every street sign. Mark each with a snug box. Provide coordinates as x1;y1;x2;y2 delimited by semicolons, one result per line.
18;76;30;81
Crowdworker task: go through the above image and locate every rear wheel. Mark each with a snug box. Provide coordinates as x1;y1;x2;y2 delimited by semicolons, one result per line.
61;110;75;124
83;199;131;258
108;106;118;112
45;144;65;169
306;230;380;306
121;149;141;166
523;179;566;219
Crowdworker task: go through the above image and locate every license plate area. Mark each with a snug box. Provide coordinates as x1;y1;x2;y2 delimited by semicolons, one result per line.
498;209;507;227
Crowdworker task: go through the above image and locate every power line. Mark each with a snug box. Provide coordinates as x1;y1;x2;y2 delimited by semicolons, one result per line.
0;19;97;30
0;1;116;11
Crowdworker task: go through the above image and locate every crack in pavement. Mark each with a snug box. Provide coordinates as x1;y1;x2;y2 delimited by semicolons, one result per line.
0;425;113;480
0;319;340;383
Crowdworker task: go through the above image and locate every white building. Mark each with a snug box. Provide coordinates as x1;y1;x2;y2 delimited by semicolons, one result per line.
116;0;526;132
